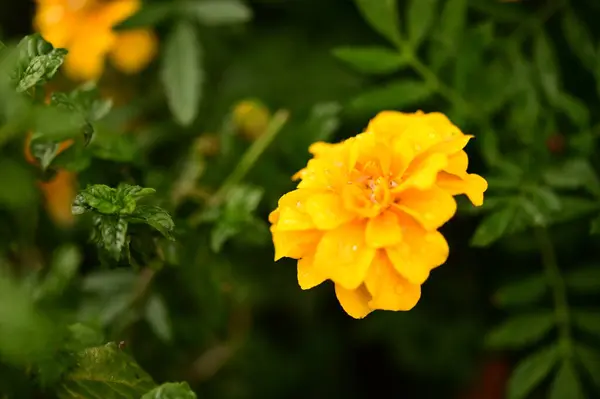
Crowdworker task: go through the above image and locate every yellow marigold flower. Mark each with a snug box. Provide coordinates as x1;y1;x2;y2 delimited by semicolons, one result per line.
34;0;158;81
270;110;488;319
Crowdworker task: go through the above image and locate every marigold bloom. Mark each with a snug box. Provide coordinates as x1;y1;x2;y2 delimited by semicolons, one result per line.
270;111;487;318
34;0;158;81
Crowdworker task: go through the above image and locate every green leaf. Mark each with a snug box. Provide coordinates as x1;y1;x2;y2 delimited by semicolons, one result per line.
555;93;589;129
549;361;585;399
142;382;197;399
533;30;560;104
407;0;438;48
486;312;555;349
470;203;518;247
56;343;156;398
145;294;172;343
29;138;60;171
354;0;401;45
184;0;252;26
507;345;559;399
543;158;600;197
574;343;600;388
0;158;37;210
350;79;432;113
72;185;118;215
561;10;596;71
17;48;67;93
225;185;264;218
97;216;128;261
332;46;407;75
493;275;547;308
66;323;105;352
210;222;240;253
305;102;341;143
565;266;600;293
430;0;467;68
161;21;203;127
572;309;600;336
469;0;527;22
114;3;175;30
37;244;82;299
128;205;176;240
115;184;156;215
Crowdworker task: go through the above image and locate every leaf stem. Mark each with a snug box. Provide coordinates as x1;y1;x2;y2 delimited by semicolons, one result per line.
535;227;572;353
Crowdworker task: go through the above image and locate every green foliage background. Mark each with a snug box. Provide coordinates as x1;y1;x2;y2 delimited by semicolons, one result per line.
1;0;600;398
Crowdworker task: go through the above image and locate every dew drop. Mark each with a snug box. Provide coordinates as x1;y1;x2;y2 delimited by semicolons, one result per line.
351;245;358;251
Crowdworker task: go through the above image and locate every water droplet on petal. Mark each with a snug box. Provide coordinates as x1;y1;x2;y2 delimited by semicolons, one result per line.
351;245;358;251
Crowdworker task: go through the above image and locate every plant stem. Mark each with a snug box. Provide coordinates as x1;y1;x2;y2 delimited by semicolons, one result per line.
535;227;572;352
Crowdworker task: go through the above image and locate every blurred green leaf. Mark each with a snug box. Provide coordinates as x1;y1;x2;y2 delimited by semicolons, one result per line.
507;345;559;399
493;274;547;308
572;309;600;336
114;3;175;30
56;343;156;398
142;382;197;399
555;93;589;129
184;0;252;26
575;343;600;388
0;158;37;210
561;10;596;71
350;79;432;113
332;46;406;75
305;102;341;143
145;294;172;343
430;0;467;69
211;222;239;253
66;323;105;352
28;137;59;171
129;205;176;241
543;158;600;197
549;361;585;399
469;0;527;22
486;312;555;349
36;244;81;299
565;266;600;293
407;0;438;48
470;202;518;247
354;0;401;45
533;30;559;104
161;21;203;127
96;216;129;261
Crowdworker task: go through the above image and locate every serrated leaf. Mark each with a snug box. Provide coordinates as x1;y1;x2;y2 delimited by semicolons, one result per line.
184;0;252;26
354;0;401;45
332;46;406;75
17;48;67;92
561;11;596;71
145;295;172;343
486;312;555;349
572;309;600;336
128;205;175;240
574;343;600;388
565;266;600;293
533;30;560;104
493;275;547;308
350;79;432;113
56;343;156;399
114;3;175;30
72;185;118;215
507;345;559;399
37;244;81;299
549;361;585;399
470;203;518;247
161;22;203;126
142;382;197;399
116;184;156;215
99;216;128;261
407;0;438;48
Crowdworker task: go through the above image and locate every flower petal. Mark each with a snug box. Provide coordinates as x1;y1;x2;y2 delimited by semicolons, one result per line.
275;190;316;231
365;252;421;311
109;30;157;74
396;187;457;231
396;153;448;192
437;172;488;206
385;213;449;284
297;256;326;290
272;229;321;261
365;211;402;248
314;222;376;290
445;151;468;177
334;283;372;319
305;192;354;230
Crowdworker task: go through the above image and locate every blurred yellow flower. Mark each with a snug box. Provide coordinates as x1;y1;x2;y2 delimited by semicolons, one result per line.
34;0;158;81
269;111;487;318
232;99;271;140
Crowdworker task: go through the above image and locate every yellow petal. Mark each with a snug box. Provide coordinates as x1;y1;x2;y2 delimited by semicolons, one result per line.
305;192;354;230
334;283;372;319
437;172;488;206
314;222;376;290
275;190;316;231
109;30;157;74
396;187;457;231
385;213;449;284
396;153;448;192
272;229;321;261
268;209;280;224
297;256;326;290
62;29;115;80
365;211;402;248
365;252;421;311
445;151;468;177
